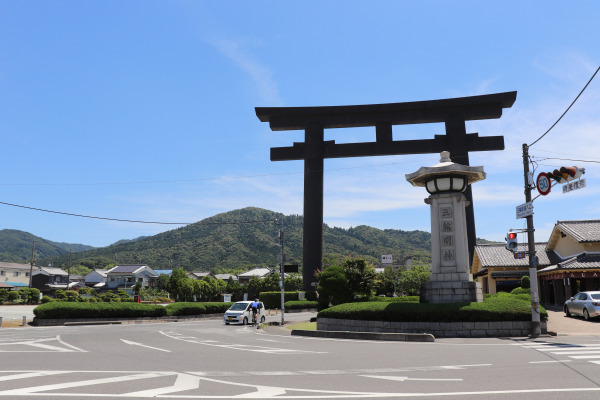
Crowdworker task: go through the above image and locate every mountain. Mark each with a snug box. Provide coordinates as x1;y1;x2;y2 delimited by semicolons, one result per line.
36;207;432;272
0;229;95;263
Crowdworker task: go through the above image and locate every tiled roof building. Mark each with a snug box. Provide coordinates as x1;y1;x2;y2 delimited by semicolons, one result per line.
473;220;600;305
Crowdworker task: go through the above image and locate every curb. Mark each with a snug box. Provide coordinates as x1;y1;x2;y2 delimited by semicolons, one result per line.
290;329;435;342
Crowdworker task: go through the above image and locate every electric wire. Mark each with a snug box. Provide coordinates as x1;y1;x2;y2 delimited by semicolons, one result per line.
529;65;600;147
0;200;276;226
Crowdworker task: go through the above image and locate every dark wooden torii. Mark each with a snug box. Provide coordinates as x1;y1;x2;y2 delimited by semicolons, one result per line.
256;91;516;290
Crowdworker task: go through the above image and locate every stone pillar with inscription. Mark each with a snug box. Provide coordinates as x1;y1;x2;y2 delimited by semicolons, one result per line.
406;152;484;303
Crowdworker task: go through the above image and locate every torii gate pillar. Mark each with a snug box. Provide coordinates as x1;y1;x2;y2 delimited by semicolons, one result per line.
256;92;516;290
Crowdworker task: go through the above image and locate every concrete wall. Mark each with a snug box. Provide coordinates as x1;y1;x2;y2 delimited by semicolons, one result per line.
317;318;546;338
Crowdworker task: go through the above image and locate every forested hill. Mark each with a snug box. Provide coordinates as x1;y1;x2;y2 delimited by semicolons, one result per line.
37;207;432;272
0;229;95;263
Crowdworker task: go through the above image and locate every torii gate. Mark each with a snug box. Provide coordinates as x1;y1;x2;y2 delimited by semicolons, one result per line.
256;91;516;290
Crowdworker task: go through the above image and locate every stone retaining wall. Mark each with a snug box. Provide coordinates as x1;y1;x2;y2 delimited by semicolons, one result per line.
317;318;547;338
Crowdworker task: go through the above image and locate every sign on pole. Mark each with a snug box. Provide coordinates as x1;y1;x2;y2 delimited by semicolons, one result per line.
563;178;586;194
516;202;533;219
381;255;393;264
536;172;551;196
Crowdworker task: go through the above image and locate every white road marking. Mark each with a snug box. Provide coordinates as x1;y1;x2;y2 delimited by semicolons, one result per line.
120;339;171;352
2;369;600;398
569;354;600;359
0;372;171;396
529;360;572;364
0;371;68;382
0;336;85;353
520;341;600;365
56;335;87;352
159;331;325;354
361;375;463;382
125;372;200;397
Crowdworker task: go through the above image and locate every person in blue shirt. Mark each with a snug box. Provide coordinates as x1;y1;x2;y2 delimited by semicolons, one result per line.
251;299;261;325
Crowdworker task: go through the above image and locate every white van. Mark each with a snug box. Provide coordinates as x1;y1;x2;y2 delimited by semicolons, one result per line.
223;300;265;325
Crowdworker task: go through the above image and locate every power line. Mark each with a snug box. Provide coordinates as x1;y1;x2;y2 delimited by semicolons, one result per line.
532;157;600;165
529;65;600;147
0;200;277;226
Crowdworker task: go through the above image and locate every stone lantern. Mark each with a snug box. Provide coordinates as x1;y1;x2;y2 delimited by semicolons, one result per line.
405;151;485;303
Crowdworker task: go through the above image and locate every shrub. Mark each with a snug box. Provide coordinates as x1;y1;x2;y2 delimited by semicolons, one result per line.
7;291;19;302
511;287;529;295
41;296;54;304
165;302;207;316
304;291;318;302
521;275;531;289
285;300;318;310
317;293;547;322
0;289;8;303
33;302;167;319
99;292;121;302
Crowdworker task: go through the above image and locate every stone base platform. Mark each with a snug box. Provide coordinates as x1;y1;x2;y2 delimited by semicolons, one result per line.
420;280;483;303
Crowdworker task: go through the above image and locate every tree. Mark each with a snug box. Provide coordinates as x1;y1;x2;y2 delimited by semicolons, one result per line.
316;265;350;309
167;268;189;300
376;265;401;297
521;275;530;289
157;274;170;291
340;258;376;300
397;264;431;296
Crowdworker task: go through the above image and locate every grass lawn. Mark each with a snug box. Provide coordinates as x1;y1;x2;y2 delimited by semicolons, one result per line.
286;321;316;330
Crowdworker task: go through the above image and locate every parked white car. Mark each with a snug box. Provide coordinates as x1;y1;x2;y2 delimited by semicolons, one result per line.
223;301;265;325
564;291;600;320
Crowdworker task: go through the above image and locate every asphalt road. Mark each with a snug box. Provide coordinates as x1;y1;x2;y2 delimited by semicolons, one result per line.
1;311;600;399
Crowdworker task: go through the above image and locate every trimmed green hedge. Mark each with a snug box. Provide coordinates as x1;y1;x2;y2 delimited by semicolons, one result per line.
317;294;547;322
33;302;167;319
165;302;234;316
199;302;234;314
260;291;318;308
165;303;206;316
285;300;318;310
365;296;420;303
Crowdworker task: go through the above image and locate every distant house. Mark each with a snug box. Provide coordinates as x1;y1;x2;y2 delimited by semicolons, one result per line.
69;275;85;288
0;282;15;290
215;273;238;283
106;265;158;294
237;268;273;285
188;271;215;280
472;219;600;307
84;269;108;288
0;262;32;286
31;267;71;293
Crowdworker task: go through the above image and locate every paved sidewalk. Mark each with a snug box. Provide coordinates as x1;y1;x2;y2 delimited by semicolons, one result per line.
545;306;600;336
0;305;37;327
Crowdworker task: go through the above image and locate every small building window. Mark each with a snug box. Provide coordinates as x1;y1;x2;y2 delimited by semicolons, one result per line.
0;271;5;276
14;272;20;277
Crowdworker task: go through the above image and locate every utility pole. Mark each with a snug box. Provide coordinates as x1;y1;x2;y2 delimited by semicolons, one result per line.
278;219;285;326
67;250;72;291
28;241;35;288
522;143;541;336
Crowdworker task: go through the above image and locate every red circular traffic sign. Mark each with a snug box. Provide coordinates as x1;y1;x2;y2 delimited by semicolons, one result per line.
536;172;551;196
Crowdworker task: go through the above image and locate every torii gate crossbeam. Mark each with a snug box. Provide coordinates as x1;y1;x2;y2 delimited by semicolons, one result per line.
256;91;516;290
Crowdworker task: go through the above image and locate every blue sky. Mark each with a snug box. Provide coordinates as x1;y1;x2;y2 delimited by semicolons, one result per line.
1;1;599;249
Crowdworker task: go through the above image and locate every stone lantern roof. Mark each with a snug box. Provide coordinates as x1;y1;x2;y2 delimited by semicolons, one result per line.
405;151;486;187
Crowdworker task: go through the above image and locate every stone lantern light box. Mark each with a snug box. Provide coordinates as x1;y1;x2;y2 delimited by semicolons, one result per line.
406;151;485;303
